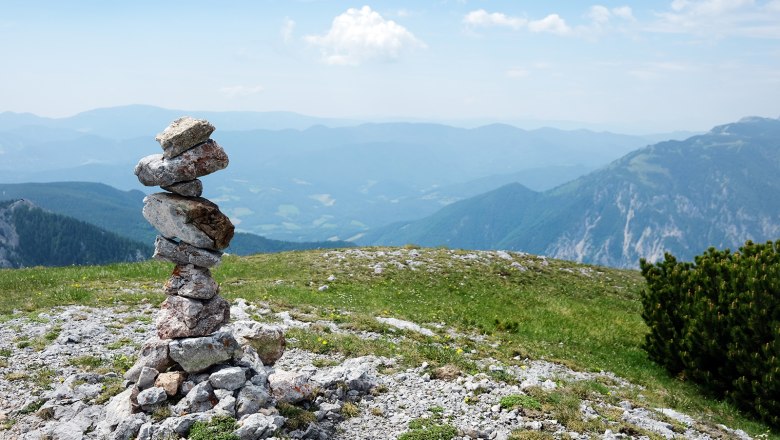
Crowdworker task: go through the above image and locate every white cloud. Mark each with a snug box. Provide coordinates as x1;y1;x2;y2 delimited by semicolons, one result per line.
463;9;527;29
612;6;636;21
654;0;780;38
304;6;425;66
671;0;689;11
506;67;529;78
219;85;265;97
281;17;295;43
310;194;336;207
465;6;634;38
528;14;571;35
588;5;612;24
672;0;754;15
587;5;635;24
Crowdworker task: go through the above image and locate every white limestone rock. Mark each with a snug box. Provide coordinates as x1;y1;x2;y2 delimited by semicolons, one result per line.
168;331;241;372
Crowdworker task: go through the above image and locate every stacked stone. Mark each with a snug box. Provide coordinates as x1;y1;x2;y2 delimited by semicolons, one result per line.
134;116;234;339
121;117;264;421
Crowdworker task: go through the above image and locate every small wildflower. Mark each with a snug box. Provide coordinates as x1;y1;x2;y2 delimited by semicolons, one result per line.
456;348;464;355
521;365;528;370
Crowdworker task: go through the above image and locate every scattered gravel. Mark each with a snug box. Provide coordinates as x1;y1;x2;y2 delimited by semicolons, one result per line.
0;299;754;440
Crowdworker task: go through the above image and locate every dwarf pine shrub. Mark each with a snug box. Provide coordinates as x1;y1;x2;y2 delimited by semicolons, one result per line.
639;240;780;427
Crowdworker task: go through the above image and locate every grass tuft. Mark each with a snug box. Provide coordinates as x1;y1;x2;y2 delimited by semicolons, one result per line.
500;394;542;411
188;415;239;440
341;402;360;418
399;415;458;440
278;402;316;430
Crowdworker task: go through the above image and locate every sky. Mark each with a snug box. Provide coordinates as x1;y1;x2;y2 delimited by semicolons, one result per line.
1;0;779;132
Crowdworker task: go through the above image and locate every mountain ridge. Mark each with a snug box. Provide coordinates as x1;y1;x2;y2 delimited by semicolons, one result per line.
0;182;355;262
361;116;780;268
1;107;681;242
0;199;150;268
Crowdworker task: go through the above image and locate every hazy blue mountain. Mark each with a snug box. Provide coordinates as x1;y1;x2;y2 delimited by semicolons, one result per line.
0;111;53;131
0;182;353;258
226;232;354;256
0;199;150;268
0;106;694;242
0;105;358;139
361;117;780;268
0;182;155;244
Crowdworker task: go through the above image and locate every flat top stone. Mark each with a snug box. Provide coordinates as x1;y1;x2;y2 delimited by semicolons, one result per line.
156;117;215;159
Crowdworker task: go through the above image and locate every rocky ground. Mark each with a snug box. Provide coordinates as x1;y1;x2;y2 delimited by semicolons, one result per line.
0;294;754;440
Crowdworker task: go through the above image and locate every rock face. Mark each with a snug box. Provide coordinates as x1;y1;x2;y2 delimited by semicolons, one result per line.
156;117;215;159
168;331;241;373
268;370;316;404
134;139;229;187
231;321;286;366
142;193;234;251
124;338;174;383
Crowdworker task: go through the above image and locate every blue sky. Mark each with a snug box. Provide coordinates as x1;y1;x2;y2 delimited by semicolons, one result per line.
1;0;779;132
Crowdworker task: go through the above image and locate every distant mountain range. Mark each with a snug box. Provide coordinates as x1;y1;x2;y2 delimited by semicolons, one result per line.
0;105;693;242
0;199;149;268
0;182;154;244
0;182;353;267
360;117;780;268
0;104;359;138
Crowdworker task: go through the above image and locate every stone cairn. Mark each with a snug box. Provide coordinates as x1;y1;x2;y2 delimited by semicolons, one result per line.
113;117;290;438
97;117;379;439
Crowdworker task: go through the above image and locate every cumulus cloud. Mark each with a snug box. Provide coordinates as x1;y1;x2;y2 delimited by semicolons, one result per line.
588;5;612;24
528;14;571;35
219;85;265;98
463;9;527;29
304;6;425;66
281;17;295;43
587;5;635;25
654;0;780;38
464;5;635;38
612;6;636;20
670;0;754;15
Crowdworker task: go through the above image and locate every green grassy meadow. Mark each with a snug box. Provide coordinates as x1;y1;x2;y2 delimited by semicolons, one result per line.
0;247;776;438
